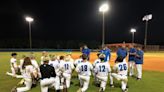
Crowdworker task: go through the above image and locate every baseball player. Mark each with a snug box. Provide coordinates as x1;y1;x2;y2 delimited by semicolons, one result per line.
58;56;66;90
74;55;83;67
30;54;40;86
66;53;74;62
76;54;93;92
49;55;60;76
111;56;128;92
117;45;128;61
92;53;101;86
135;46;144;80
81;45;91;60
11;57;35;92
100;46;111;62
19;55;26;73
40;51;48;65
94;54;111;92
128;44;137;76
40;56;60;92
6;53;19;77
59;55;75;89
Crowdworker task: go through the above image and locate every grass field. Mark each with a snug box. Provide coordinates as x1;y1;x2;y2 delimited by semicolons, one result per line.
0;52;164;92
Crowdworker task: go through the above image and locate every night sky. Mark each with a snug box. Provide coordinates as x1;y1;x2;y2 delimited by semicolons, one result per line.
0;0;164;46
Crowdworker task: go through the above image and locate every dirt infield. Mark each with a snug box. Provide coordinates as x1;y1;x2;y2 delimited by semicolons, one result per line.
72;52;164;72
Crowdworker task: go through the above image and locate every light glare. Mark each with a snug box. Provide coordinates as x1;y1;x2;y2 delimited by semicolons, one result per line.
130;28;136;33
99;3;109;12
25;17;34;22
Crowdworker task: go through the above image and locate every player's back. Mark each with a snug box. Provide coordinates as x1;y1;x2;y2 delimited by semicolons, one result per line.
60;61;74;74
74;58;83;66
76;61;93;76
31;59;39;69
22;65;34;78
10;57;17;67
93;59;101;67
49;60;60;69
95;62;111;77
114;61;128;75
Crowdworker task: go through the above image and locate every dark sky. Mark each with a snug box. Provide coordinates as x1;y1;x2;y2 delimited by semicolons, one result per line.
0;0;164;45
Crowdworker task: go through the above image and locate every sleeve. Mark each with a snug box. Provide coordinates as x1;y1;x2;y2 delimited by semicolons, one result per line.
107;64;111;73
116;49;119;57
74;60;77;66
75;64;80;73
94;64;98;74
89;63;93;70
10;59;15;64
33;60;39;69
51;67;56;77
93;60;96;67
125;50;128;57
108;50;111;60
71;62;75;70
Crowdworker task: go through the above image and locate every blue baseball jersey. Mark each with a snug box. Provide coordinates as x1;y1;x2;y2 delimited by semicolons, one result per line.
100;49;111;62
128;48;137;61
117;48;127;59
82;48;91;56
135;50;144;64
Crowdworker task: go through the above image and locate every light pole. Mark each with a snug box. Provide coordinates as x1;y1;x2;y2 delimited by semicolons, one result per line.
25;16;34;49
99;3;109;47
130;28;136;44
142;14;152;49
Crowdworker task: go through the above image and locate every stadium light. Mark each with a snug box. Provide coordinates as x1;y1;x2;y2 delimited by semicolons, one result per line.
99;3;109;47
142;14;152;49
99;3;109;13
25;16;34;49
130;28;136;43
25;17;34;22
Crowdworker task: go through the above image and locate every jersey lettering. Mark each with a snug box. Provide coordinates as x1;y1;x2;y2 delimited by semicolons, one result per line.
119;64;127;71
99;65;105;72
64;64;69;70
81;65;88;71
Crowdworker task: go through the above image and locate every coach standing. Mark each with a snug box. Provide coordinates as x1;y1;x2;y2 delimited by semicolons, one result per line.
81;45;91;60
40;57;60;92
128;44;137;77
100;46;111;62
116;45;128;61
135;46;144;80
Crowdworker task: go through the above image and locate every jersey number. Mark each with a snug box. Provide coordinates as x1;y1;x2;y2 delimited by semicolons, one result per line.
64;64;69;70
81;65;87;71
119;64;127;71
99;65;105;72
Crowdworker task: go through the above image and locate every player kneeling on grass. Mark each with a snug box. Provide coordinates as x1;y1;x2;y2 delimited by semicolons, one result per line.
11;57;35;92
111;56;128;92
6;53;20;77
76;54;93;92
59;55;75;91
92;53;101;86
94;54;111;92
40;56;60;92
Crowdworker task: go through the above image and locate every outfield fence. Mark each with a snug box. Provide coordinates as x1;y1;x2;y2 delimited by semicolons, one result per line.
0;45;164;52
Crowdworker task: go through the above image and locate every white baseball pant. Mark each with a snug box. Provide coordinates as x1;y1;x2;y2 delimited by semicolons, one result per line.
78;75;90;92
111;73;128;90
17;78;32;92
40;77;60;92
63;73;71;88
129;61;135;76
136;64;142;79
96;76;108;91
